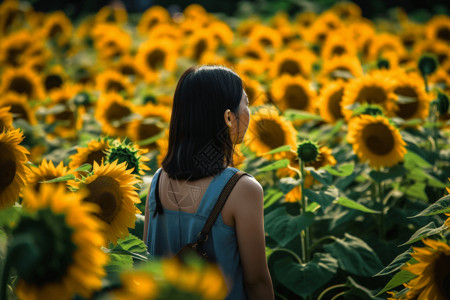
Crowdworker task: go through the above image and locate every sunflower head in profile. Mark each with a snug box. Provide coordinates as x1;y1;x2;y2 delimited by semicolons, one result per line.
401;239;450;300
95;69;134;96
69;137;111;171
317;80;346;123
95;92;134;137
0;67;45;101
244;106;297;160
27;159;73;192
0;128;29;210
15;184;108;300
0;30;34;67
137;5;171;35
425;15;450;44
39;11;73;46
270;75;317;113
136;38;179;83
269;49;316;79
0;106;14;131
341;72;397;120
347;114;406;170
105;138;150;176
127;103;171;150
70;160;141;245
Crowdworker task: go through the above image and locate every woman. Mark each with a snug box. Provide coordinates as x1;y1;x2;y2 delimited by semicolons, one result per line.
143;65;274;300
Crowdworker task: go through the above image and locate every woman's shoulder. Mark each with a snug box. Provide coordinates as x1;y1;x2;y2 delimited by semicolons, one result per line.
228;170;263;202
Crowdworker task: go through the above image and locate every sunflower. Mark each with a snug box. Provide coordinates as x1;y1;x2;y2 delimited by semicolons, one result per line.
401;239;450;300
347;114;406;169
269;49;316;79
0;106;14;131
94;28;131;61
305;11;342;46
137;5;171;35
244;106;297;160
270;11;296;44
95;5;127;24
317;80;346;123
399;22;425;49
136;38;179;82
27;159;73;192
248;24;283;50
233;42;270;63
0;0;24;36
330;1;362;20
207;21;234;46
105;138;150;176
46;84;84;138
243;76;267;106
348;19;376;53
306;146;337;170
95;92;134;137
270;75;317;113
184;29;218;62
43;65;67;92
0;128;28;209
114;269;158;300
367;33;405;63
318;55;363;85
0;67;45;100
70;160;141;245
425;15;450;44
295;11;317;35
235;59;267;78
429;67;450;91
127;103;171;151
114;55;142;79
341;72;396;120
390;71;432;120
39;11;72;46
413;39;450;65
148;23;182;42
95;69;134;96
0;30;34;67
321;30;358;60
69;137;111;172
0;92;37;125
236;17;261;38
184;3;208;21
17;184;108;300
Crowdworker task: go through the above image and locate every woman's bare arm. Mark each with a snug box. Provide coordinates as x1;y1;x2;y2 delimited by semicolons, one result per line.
231;176;274;300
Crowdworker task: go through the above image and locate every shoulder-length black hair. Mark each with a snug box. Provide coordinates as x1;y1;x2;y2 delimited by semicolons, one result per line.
161;65;243;180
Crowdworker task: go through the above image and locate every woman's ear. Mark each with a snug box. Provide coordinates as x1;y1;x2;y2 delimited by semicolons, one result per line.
224;109;232;127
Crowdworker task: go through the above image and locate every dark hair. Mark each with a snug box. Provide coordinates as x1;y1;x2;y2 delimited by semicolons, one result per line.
161;65;243;180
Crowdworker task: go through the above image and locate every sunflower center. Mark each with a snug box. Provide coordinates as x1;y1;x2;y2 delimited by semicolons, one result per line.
106;102;131;123
245;50;260;60
44;74;63;91
106;80;126;93
255;119;286;150
259;37;273;47
279;59;302;76
356;86;387;105
138;122;161;150
194;39;207;60
284;84;308;110
8;76;33;98
54;106;75;128
49;23;63;38
0;143;16;189
362;122;394;155
394;86;419;119
327;88;344;120
146;49;166;70
85;149;106;167
6;47;24;67
437;26;450;42
10;104;30;122
85;175;122;224
120;65;137;76
331;46;346;56
434;253;450;299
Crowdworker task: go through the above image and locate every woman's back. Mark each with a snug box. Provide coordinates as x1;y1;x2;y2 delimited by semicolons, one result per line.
146;166;250;299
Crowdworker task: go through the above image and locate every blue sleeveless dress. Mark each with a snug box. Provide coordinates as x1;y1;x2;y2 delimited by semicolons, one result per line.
146;167;249;300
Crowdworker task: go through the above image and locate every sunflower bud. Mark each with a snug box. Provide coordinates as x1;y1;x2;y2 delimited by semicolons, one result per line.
297;140;320;163
377;58;390;70
418;54;438;77
106;139;150;176
437;92;449;116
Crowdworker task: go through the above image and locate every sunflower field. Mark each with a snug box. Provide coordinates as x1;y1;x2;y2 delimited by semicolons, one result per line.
0;0;450;299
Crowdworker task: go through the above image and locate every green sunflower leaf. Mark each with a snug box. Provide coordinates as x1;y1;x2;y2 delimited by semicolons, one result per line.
264;207;314;247
74;163;92;173
262;144;293;155
374;249;413;276
273;253;338;297
264;189;284;209
283;109;323;121
256;159;290;173
39;174;76;183
410;194;450;217
399;221;448;246
309;168;332;185
335;197;380;214
376;270;417;296
304;187;339;208
323;162;354;177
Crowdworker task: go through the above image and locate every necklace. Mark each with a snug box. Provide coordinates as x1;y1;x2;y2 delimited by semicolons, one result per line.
168;175;183;248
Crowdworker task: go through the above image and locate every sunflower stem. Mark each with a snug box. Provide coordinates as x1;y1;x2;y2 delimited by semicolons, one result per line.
300;161;310;262
330;291;348;300
424;74;429;93
309;235;337;254
1;250;12;300
317;284;348;300
377;181;385;240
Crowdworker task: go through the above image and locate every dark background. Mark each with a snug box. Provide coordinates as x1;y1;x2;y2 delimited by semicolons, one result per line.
26;0;449;21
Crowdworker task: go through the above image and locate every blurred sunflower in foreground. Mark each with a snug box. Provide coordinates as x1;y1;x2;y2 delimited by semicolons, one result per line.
114;256;227;300
347;115;407;170
11;184;108;300
69;160;141;245
0;128;29;210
